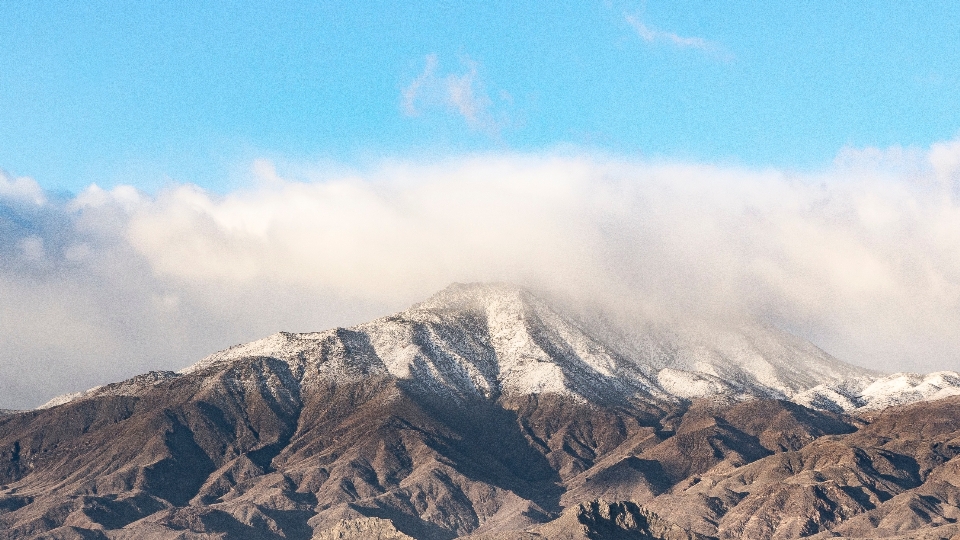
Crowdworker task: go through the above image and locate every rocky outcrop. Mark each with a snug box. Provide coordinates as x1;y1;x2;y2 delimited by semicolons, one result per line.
313;517;415;539
531;499;711;539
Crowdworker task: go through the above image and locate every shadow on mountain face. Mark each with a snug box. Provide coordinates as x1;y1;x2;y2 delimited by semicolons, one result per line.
2;389;959;539
140;412;218;506
230;357;305;471
401;384;565;515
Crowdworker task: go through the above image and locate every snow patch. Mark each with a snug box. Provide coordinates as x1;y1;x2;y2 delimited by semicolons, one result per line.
656;368;738;399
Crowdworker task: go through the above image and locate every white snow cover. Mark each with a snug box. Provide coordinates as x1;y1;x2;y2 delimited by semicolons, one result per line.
794;371;960;412
656;368;738;400
36;370;179;409
38;388;104;409
39;283;960;412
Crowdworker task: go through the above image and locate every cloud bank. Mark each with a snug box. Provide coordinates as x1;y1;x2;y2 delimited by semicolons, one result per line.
3;145;960;408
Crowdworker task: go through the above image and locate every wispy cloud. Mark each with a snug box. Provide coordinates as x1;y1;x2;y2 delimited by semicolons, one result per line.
625;14;729;59
401;54;503;135
401;54;439;117
443;58;488;128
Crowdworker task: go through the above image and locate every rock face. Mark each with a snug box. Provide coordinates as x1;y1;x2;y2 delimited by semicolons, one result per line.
1;283;959;539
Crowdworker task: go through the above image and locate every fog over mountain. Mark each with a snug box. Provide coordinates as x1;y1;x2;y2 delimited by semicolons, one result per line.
4;143;960;408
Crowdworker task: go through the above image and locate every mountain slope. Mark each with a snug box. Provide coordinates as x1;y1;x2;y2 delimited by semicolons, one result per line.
167;283;878;406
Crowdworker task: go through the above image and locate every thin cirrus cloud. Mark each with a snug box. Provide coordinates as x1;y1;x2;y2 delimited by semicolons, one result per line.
624;14;730;59
401;54;505;136
4;142;960;408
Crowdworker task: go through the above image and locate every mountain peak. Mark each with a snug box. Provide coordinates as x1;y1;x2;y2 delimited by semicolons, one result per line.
414;281;530;307
175;282;877;405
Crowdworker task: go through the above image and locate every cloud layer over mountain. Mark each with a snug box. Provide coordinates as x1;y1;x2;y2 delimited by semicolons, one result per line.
4;144;960;408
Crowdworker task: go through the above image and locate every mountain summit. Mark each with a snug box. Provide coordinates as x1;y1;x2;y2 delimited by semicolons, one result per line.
181;282;873;405
3;283;960;539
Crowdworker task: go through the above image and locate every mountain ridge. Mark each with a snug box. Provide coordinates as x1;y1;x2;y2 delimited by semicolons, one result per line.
37;282;958;413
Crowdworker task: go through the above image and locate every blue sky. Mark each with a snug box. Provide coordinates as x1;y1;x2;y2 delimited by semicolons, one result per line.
3;1;959;193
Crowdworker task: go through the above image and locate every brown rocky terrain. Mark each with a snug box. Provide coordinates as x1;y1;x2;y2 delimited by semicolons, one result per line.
0;367;957;539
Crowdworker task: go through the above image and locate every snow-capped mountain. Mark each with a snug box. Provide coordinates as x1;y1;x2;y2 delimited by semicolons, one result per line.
10;283;960;540
180;282;867;403
42;282;960;412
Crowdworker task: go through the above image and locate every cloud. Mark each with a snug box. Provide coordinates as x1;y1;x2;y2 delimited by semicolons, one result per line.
401;54;502;135
625;14;729;58
929;139;960;184
0;171;45;205
5;145;960;407
401;54;439;117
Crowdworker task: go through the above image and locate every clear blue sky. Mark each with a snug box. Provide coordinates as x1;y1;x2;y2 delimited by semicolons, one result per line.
2;1;959;193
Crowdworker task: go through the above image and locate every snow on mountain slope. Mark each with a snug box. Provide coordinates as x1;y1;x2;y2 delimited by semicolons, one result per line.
184;283;660;402
794;371;960;412
187;283;874;403
179;282;865;403
36;282;960;411
563;307;877;399
362;282;662;401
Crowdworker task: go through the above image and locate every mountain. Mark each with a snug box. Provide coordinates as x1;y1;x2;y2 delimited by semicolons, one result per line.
1;282;958;539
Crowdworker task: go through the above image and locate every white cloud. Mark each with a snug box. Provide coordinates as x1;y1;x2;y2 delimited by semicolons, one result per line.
625;14;728;58
6;146;960;407
401;54;502;135
929;139;960;184
0;171;45;205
